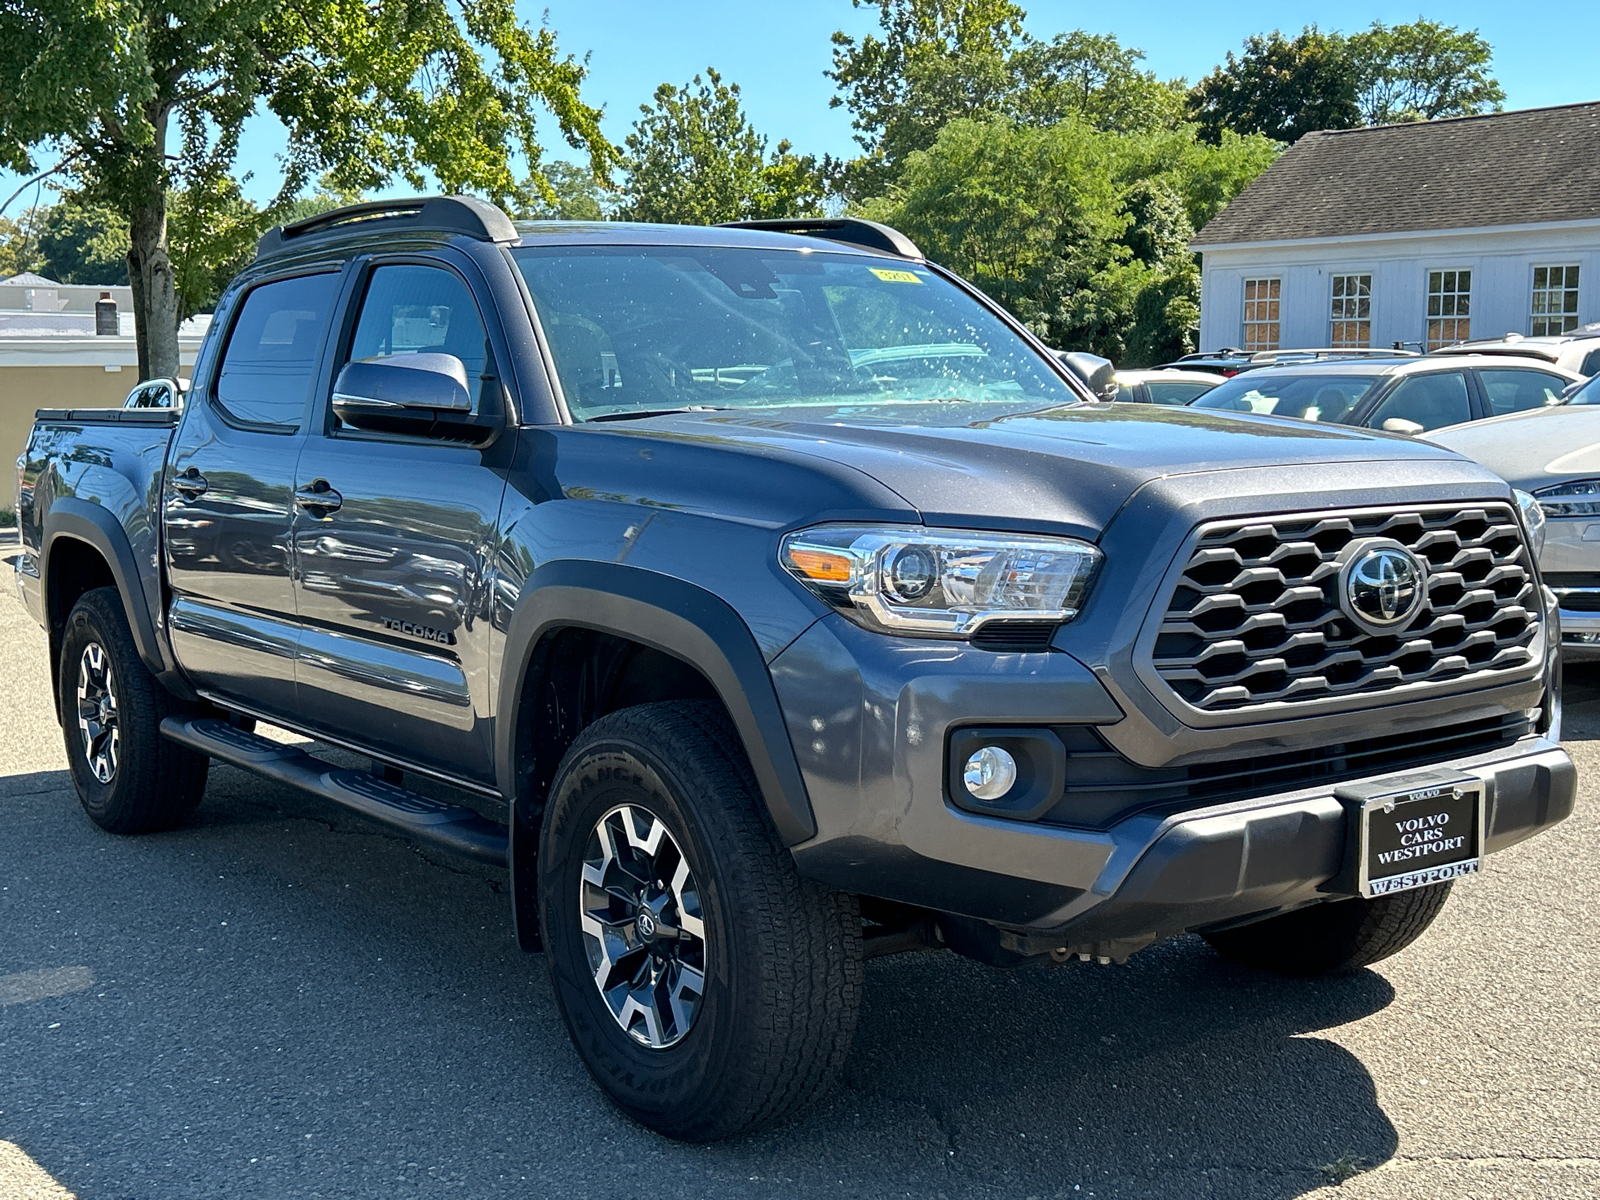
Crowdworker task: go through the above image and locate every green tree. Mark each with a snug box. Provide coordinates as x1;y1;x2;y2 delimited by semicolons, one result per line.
1188;27;1360;144
1011;32;1185;133
0;1;612;381
1348;19;1505;124
858;116;1277;364
168;183;262;322
829;3;1185;196
828;0;1027;188
36;197;130;285
0;209;46;278
860;116;1139;356
520;160;610;221
618;69;827;225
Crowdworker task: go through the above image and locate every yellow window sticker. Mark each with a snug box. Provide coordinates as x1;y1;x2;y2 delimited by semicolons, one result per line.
869;268;923;284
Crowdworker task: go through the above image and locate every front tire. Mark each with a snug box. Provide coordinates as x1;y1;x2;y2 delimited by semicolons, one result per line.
539;701;862;1141
1202;883;1454;976
60;587;209;834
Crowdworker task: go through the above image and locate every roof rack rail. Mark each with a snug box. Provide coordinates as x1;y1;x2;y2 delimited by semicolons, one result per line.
1248;347;1417;365
256;195;518;258
717;217;923;260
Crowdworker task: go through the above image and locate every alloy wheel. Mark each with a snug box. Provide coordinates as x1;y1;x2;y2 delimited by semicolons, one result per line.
75;641;120;784
579;803;708;1048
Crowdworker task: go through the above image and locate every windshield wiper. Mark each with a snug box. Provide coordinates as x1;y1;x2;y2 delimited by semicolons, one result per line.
585;405;729;423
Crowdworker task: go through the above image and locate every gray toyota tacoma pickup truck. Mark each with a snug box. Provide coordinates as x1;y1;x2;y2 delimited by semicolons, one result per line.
13;197;1576;1140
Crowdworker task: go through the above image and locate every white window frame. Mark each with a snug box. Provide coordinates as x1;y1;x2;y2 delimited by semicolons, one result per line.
1242;277;1281;353
1425;268;1472;351
1530;264;1581;337
1329;273;1372;349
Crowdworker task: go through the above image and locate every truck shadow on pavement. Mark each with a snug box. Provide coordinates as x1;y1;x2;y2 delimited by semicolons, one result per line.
3;762;1398;1200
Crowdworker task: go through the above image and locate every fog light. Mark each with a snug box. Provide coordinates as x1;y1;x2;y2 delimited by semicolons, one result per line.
963;746;1017;801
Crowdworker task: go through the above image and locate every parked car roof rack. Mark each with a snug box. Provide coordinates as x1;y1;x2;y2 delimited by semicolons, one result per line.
716;217;923;260
1248;347;1417;366
256;195;518;258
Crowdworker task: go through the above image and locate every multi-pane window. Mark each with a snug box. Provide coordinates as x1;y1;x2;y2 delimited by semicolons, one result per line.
1242;278;1280;352
1425;270;1471;350
1531;265;1580;336
1330;274;1372;348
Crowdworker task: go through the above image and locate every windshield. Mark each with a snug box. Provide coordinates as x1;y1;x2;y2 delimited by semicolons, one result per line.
512;245;1080;420
1567;374;1600;405
1190;372;1382;424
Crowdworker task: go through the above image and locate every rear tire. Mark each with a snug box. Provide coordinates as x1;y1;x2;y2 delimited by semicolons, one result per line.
1202;883;1453;976
539;700;862;1141
60;587;209;834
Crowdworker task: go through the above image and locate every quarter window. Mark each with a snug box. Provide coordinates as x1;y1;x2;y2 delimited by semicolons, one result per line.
215;273;340;428
1425;270;1471;350
1531;265;1580;336
1242;278;1280;352
1330;274;1371;349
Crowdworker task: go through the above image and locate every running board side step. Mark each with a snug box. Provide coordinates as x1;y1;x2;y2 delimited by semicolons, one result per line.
160;716;509;866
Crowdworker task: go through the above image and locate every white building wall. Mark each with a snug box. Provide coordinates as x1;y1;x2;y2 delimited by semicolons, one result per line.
1197;220;1600;352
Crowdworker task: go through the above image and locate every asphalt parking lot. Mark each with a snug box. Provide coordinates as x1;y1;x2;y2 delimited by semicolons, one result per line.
1;579;1597;1199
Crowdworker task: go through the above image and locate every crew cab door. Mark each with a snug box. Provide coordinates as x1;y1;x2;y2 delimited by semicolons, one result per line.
288;255;514;786
164;269;344;717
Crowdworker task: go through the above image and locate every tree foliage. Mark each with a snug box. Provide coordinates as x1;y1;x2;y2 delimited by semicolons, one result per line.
618;69;827;224
0;209;46;278
1348;20;1505;125
36;197;129;285
829;0;1182;195
860;116;1277;364
520;160;610;221
0;0;613;377
1010;33;1185;132
1188;27;1360;144
1189;20;1505;143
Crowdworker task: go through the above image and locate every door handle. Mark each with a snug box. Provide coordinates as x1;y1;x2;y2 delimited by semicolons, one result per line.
172;467;208;499
295;479;343;517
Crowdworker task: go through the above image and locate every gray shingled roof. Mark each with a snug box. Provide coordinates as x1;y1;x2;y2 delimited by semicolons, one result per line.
1192;102;1600;247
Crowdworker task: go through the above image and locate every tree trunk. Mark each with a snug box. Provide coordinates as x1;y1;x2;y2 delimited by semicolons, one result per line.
127;197;179;381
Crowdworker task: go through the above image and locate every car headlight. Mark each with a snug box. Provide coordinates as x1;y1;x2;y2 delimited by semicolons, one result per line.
780;524;1101;637
1532;478;1600;519
1515;488;1547;557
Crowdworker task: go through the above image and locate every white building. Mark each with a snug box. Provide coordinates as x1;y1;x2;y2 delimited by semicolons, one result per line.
1192;102;1600;357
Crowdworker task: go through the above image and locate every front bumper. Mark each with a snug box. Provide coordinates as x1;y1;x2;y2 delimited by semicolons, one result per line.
1557;607;1600;662
775;615;1574;945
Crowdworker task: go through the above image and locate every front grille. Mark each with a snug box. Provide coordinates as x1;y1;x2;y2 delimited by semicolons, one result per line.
1546;573;1600;613
1041;712;1535;830
1148;504;1540;714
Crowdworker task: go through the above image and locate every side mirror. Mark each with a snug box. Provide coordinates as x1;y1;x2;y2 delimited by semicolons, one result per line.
1055;350;1117;401
1381;417;1425;436
332;353;493;442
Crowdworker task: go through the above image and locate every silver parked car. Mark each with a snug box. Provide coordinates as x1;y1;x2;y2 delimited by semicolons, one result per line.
1429;370;1600;659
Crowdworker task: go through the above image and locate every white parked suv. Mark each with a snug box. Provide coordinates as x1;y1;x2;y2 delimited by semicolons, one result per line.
1433;325;1600;378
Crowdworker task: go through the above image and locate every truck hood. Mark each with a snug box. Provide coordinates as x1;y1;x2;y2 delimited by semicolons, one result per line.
616;402;1475;535
1427;404;1600;491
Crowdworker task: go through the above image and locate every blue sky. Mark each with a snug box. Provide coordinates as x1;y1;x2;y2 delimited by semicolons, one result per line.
3;0;1598;210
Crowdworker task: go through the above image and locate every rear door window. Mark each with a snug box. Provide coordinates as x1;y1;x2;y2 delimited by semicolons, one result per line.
1145;380;1215;406
1365;371;1472;431
214;273;340;428
1477;368;1570;415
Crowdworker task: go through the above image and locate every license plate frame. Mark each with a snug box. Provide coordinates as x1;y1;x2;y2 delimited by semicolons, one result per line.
1338;770;1486;899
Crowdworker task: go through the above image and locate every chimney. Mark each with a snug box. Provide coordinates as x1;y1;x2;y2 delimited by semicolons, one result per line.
95;292;118;336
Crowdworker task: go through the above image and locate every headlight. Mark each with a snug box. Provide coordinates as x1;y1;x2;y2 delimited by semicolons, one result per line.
1532;478;1600;519
780;524;1101;637
1514;488;1547;557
